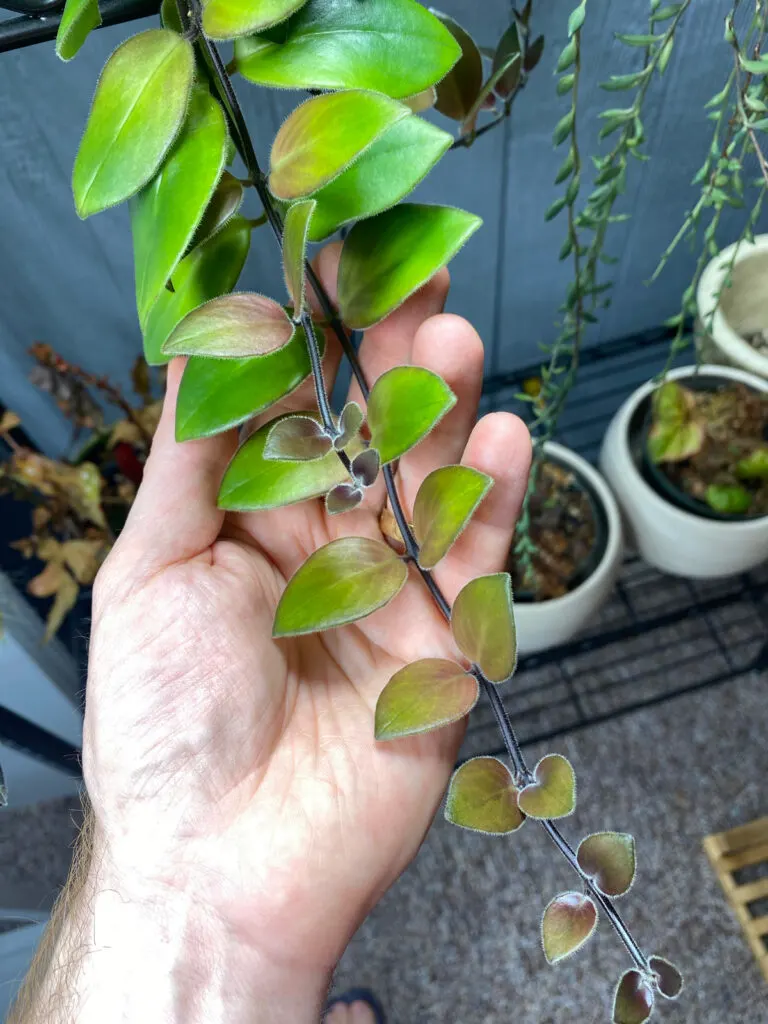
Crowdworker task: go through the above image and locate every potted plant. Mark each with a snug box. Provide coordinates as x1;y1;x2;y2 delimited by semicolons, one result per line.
599;363;768;578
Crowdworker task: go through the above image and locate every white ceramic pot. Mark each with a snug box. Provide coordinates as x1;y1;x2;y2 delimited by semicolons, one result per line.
514;442;624;656
599;364;768;579
696;234;768;378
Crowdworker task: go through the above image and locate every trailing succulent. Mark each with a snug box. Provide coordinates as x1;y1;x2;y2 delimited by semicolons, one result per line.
55;0;681;1018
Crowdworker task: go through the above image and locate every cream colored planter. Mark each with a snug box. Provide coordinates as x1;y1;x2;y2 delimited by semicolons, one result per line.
599;364;768;579
696;234;768;378
514;443;624;656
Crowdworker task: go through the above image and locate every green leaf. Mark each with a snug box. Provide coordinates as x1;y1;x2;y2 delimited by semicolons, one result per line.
541;893;598;964
338;203;481;329
188;171;245;251
72;29;194;218
577;832;636;897
264;415;332;461
517;753;576;819
493;21;521;97
740;54;768;75
705;484;753;515
334;401;364;450
556;37;577;71
273;537;408;636
367;366;456;465
658;36;674;74
430;10;483;121
130;87;228;326
648;956;683;1000
554;148;575;184
557;73;575;95
304;117;452;242
553;109;575;146
451;573;516;683
445;756;525;835
601;70;649;91
459;53;519;135
176;321;322;440
283;199;315;315
219;414;355;510
203;0;306;41
55;0;101;61
613;970;655;1024
413;465;493;569
568;0;586;36
269;90;409;200
735;446;768;480
616;32;660;47
375;659;479;740
162;293;294;358
160;0;183;32
235;0;461;99
650;3;683;21
143;215;251;365
545;196;567;222
326;483;364;515
647;421;703;463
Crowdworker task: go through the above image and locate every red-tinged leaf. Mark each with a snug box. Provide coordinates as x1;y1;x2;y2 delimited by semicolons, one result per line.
445;756;525;835
334;401;364;450
189;171;245;251
264;415;332;461
414;465;493;569
613;971;655;1024
283;199;315;315
541;892;598;963
351;448;380;488
517;753;575;819
577;832;636;897
648;956;683;1000
366;366;456;465
375;659;479;740
162;293;294;358
325;483;364;515
430;9;483;121
493;22;521;97
451;573;516;683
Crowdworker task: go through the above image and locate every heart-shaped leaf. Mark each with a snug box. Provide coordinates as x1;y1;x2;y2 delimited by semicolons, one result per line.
351;448;380;488
335;402;364;450
189;171;245;251
176;321;321;440
143;215;251;365
203;0;306;41
613;970;655;1024
367;366;456;466
577;832;636;897
414;465;493;569
283;199;315;315
325;483;364;515
517;753;575;819
305;117;452;242
73;29;194;218
163;293;294;359
55;0;101;61
648;956;683;1000
219;415;357;511
234;0;461;98
269;91;409;201
264;415;332;461
430;10;483;120
541;892;598;964
493;21;522;97
375;658;479;740
338;203;482;329
131;87;228;325
445;756;525;835
451;573;516;683
273;537;408;636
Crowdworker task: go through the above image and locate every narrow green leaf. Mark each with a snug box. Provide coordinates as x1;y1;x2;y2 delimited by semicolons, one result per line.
56;0;101;61
577;832;636;897
613;970;655;1024
283;199;315;314
601;70;649;91
460;53;519;135
650;4;682;21
143;215;250;365
740;54;768;75
557;73;575;95
264;415;332;461
658;36;674;74
367;366;456;465
553;109;575;146
269;90;409;200
616;32;661;46
130;87;228;325
545;196;567;221
568;1;586;37
338;203;481;329
326;483;364;515
176;321;322;440
517;753;576;819
451;573;516;683
72;29;194;218
203;0;306;41
648;956;683;1000
188;171;245;252
554;149;575;184
542;893;597;963
556;37;577;71
414;465;493;569
376;659;479;741
524;34;545;72
235;0;461;98
163;293;294;358
334;401;364;450
493;21;521;97
445;757;525;835
430;10;483;121
273;537;408;636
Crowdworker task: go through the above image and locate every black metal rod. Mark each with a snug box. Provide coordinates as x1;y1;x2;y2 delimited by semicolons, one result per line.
0;706;82;778
0;0;159;54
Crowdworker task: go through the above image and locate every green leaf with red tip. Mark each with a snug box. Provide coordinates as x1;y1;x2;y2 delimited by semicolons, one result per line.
613;970;655;1024
325;483;363;515
143;215;251;365
338;203;482;329
273;537;408;637
73;29;194;218
367;366;456;466
445;756;525;835
264;415;332;461
203;0;306;41
451;573;516;683
375;659;479;741
517;753;575;819
541;892;598;964
234;0;461;98
283;199;315;315
414;465;493;569
55;0;101;61
430;10;483;121
269;91;409;201
335;402;364;450
577;832;636;897
162;293;294;359
648;957;683;1000
189;171;245;251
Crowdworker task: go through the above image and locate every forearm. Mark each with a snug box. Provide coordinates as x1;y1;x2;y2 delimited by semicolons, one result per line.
9;803;330;1024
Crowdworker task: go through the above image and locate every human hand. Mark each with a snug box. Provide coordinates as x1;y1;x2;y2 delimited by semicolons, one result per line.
82;246;531;1020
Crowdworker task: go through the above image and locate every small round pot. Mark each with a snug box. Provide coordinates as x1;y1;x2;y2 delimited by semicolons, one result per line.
696;234;768;378
599;364;768;578
514;442;624;656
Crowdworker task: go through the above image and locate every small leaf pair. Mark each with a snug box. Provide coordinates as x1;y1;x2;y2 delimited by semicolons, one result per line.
325;449;380;516
613;958;683;1024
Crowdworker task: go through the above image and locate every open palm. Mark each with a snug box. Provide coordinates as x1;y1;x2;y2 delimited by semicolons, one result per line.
84;247;531;984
